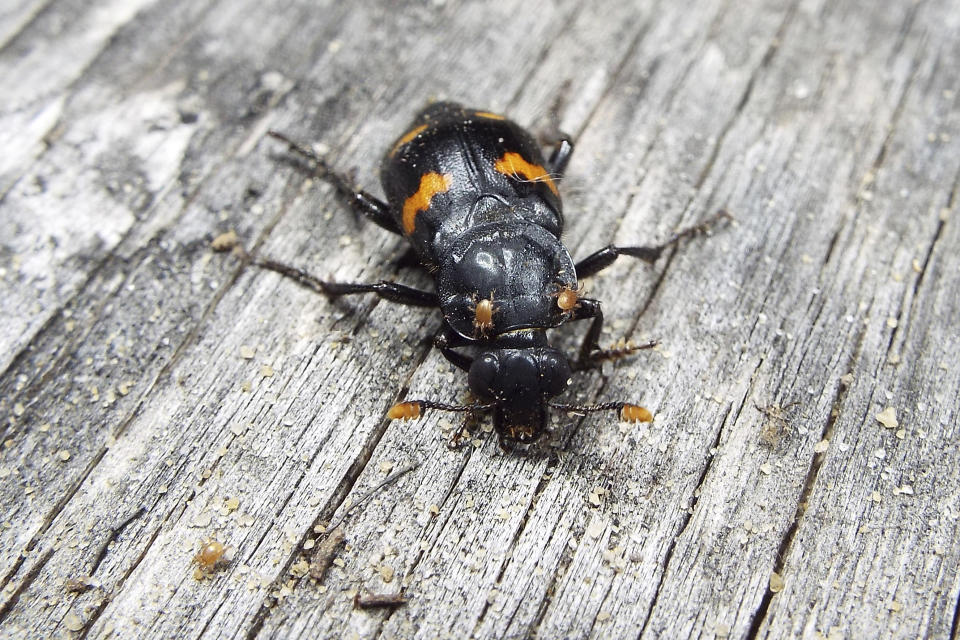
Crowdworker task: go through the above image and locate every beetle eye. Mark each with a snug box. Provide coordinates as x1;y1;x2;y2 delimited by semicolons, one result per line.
468;353;500;401
539;349;572;398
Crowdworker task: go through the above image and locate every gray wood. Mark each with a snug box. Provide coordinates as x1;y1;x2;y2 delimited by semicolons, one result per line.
1;0;957;638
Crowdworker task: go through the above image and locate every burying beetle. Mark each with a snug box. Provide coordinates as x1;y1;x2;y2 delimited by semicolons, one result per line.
254;102;728;446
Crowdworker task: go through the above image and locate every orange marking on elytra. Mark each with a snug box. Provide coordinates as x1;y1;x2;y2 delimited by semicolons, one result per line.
474;110;505;120
389;124;428;157
402;172;453;234
494;151;559;196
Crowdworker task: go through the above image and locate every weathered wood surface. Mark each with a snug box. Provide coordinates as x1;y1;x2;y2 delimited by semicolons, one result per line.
1;0;958;638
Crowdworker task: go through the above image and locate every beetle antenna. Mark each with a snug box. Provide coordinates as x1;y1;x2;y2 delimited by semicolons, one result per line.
387;400;493;421
549;401;654;423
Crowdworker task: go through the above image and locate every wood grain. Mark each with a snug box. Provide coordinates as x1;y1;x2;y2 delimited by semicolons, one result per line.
0;1;957;638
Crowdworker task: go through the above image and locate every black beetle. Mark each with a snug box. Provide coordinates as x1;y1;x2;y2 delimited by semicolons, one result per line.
256;102;726;445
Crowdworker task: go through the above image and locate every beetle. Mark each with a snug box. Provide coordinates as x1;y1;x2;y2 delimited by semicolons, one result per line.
256;102;727;446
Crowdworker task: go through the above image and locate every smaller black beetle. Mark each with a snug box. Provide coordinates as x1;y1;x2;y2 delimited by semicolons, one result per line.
252;102;727;446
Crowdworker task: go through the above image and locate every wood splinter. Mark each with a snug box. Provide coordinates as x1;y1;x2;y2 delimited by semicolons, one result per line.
353;591;409;609
309;526;346;581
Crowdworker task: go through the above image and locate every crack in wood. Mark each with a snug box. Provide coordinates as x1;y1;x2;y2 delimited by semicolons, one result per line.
571;12;654;146
744;319;868;639
76;524;164;639
951;588;960;640
864;45;924;192
505;3;587;111
88;506;148;577
470;453;558;636
0;74;310;616
0;548;54;625
0;0;59;58
907;170;957;305
693;0;798;191
240;329;447;638
636;401;734;638
0;248;132;424
0;158;297;625
363;451;475;638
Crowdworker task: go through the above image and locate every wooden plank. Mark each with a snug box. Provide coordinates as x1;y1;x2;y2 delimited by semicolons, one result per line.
0;0;346;625
0;0;957;639
623;2;960;638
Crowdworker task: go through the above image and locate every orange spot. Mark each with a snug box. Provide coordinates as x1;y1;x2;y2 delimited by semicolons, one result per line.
388;401;421;420
402;172;452;234
620;405;653;423
389;124;428;156
474;110;505;120
494;152;558;196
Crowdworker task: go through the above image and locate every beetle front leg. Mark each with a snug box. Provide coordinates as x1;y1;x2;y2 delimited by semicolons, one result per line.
571;299;604;365
433;330;474;372
570;299;656;369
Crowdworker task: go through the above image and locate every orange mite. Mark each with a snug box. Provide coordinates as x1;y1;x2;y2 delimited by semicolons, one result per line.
472;293;497;335
194;539;227;573
552;283;583;315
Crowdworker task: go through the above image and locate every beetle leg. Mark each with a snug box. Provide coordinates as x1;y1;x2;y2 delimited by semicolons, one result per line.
585;338;658;366
570;298;604;366
447;424;471;450
268;130;401;235
574;209;732;278
547;137;574;178
447;411;482;450
569;299;656;368
434;331;474;372
255;258;437;307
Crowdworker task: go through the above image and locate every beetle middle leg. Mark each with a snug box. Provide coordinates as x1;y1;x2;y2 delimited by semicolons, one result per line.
574;209;732;278
569;298;657;368
254;258;437;307
268;130;401;235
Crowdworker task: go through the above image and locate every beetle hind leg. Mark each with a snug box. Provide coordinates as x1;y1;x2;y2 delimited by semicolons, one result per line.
268;130;401;235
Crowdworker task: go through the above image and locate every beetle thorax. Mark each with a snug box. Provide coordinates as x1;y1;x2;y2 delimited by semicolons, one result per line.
437;222;576;340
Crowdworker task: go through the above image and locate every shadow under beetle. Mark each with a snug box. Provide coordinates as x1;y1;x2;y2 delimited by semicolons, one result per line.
257;102;727;446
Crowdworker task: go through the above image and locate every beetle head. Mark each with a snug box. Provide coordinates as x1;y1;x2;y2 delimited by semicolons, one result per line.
467;346;572;443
